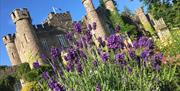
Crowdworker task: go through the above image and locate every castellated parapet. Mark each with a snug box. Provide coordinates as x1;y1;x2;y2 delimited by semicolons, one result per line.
2;34;21;66
11;8;32;24
43;11;72;29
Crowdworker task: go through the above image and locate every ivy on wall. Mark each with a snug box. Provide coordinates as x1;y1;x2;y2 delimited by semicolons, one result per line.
99;0;136;34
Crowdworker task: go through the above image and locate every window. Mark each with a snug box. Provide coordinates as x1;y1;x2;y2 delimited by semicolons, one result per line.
12;53;15;59
24;34;29;43
57;34;68;48
41;39;49;51
21;42;24;48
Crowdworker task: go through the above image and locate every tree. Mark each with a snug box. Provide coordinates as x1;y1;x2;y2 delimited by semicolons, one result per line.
138;0;180;28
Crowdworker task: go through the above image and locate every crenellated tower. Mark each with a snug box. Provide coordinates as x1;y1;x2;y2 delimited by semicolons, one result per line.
2;34;21;66
135;7;155;35
102;0;117;11
11;8;44;68
81;0;107;41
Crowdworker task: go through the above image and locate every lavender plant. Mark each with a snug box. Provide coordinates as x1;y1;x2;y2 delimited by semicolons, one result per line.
33;23;177;91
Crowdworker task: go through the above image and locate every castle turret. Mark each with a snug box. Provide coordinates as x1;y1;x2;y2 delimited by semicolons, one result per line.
103;0;117;11
10;8;44;68
82;0;107;41
136;7;155;35
2;34;21;66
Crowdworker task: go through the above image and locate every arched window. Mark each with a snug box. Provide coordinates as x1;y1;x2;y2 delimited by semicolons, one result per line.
24;34;29;43
41;39;49;51
57;34;68;48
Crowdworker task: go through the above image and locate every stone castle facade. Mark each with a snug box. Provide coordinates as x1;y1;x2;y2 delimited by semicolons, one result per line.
2;0;117;68
2;0;171;68
135;7;171;42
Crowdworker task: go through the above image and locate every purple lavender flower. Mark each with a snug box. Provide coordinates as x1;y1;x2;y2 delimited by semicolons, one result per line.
42;71;49;80
138;36;148;47
51;47;60;59
59;69;64;76
33;61;40;69
132;41;138;49
145;39;153;49
48;80;65;91
93;22;97;30
96;84;101;91
66;48;78;61
97;37;106;47
66;62;74;72
128;67;132;73
73;22;81;33
79;50;86;59
140;49;150;61
66;32;73;41
87;24;92;31
115;25;120;33
153;53;163;61
51;64;57;72
152;61;161;71
85;30;92;43
128;50;136;59
133;37;154;49
81;36;87;47
115;53;125;61
100;52;109;63
93;60;98;67
97;48;102;55
76;62;83;74
120;60;127;66
64;56;68;61
107;34;124;50
41;54;47;59
48;80;56;89
54;82;65;91
75;39;83;48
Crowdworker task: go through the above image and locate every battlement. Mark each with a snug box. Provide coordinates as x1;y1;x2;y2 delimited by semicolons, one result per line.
11;8;31;23
154;18;167;30
44;11;71;23
2;34;16;45
33;24;51;32
81;0;88;3
136;7;144;15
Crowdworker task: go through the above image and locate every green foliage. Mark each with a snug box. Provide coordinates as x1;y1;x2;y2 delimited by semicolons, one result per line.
22;69;40;82
155;30;180;56
0;75;17;91
16;63;31;79
140;0;180;28
20;64;52;82
21;82;43;91
59;50;178;90
0;65;9;70
99;0;136;34
120;7;138;39
142;22;155;35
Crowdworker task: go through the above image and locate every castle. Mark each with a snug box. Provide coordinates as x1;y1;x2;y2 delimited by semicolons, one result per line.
135;7;171;42
2;0;171;68
2;0;117;68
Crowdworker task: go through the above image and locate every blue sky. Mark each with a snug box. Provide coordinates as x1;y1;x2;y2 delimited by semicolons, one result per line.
0;0;144;66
